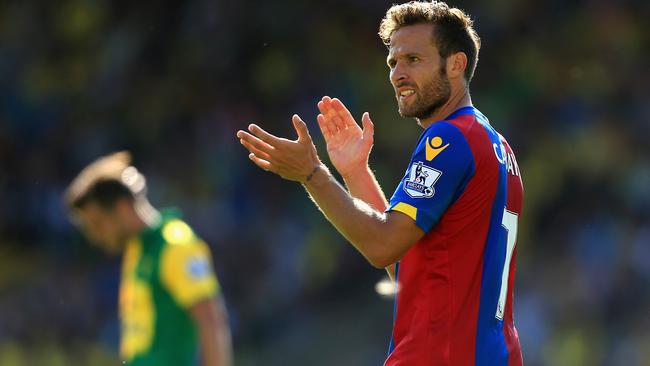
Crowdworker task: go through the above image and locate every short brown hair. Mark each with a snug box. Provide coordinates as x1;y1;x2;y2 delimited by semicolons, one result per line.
379;1;481;82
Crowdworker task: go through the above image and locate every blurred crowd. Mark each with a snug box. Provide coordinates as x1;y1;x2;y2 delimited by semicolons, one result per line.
0;0;648;365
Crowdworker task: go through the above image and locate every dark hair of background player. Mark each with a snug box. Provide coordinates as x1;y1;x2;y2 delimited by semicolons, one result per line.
69;179;135;210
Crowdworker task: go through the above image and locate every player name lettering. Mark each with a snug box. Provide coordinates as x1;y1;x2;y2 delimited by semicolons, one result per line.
493;143;520;177
505;152;520;177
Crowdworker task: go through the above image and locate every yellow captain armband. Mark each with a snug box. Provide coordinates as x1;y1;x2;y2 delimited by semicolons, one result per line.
392;202;418;221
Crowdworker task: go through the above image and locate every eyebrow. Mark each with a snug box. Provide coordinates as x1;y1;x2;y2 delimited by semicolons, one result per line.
387;52;423;65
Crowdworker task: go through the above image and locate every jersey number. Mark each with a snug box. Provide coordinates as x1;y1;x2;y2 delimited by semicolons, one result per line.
496;208;518;320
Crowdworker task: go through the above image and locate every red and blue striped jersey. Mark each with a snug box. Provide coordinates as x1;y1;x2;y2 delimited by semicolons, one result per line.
386;106;524;366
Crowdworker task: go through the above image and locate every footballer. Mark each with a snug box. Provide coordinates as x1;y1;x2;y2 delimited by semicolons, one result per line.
65;151;233;366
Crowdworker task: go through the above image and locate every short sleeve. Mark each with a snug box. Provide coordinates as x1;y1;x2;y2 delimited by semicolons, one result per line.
159;219;219;308
387;121;475;233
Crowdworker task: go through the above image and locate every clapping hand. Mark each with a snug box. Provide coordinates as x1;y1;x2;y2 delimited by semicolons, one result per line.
236;115;322;183
316;96;374;177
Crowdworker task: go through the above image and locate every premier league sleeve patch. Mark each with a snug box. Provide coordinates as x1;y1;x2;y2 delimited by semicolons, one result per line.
160;240;219;307
403;161;442;198
387;121;475;233
186;255;212;279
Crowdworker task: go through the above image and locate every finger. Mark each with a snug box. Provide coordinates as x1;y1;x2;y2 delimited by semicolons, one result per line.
292;114;311;142
248;153;274;172
361;112;374;141
317;100;327;115
317;101;339;135
319;97;341;132
237;131;275;154
240;138;272;161
317;100;330;123
237;130;275;154
331;98;358;129
317;113;333;139
318;96;332;116
248;124;282;145
326;102;346;132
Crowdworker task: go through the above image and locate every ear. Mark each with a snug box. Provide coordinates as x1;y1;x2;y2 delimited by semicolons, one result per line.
446;52;468;81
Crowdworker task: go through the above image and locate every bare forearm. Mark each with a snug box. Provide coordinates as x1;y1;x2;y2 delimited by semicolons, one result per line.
342;166;388;212
304;165;397;268
199;327;232;366
341;166;395;278
195;300;233;366
235;112;413;269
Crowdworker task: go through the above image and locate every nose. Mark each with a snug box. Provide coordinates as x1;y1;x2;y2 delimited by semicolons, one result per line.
390;61;408;86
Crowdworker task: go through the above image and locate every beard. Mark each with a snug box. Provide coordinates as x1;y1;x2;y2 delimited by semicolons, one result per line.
397;65;451;120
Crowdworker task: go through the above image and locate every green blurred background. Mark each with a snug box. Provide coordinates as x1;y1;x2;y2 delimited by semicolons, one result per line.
0;0;649;365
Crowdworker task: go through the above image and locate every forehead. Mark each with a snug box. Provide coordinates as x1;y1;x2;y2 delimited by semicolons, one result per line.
388;23;437;57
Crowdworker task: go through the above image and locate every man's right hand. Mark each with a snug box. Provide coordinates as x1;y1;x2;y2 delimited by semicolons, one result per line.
316;96;374;177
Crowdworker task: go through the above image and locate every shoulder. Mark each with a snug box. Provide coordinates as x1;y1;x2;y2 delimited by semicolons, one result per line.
443;114;486;146
159;219;212;264
412;120;474;166
157;217;213;275
158;219;218;307
421;120;471;144
443;111;505;165
161;218;197;246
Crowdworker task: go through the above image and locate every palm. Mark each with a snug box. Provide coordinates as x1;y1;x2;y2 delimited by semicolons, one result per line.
325;123;369;173
317;97;374;176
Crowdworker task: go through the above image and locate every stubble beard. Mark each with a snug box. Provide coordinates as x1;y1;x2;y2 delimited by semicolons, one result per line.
398;65;451;121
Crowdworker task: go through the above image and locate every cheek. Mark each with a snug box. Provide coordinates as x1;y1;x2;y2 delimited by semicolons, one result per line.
409;67;428;87
91;220;116;243
104;220;121;239
422;71;442;90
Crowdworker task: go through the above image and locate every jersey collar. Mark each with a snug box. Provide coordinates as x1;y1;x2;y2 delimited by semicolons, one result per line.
445;106;478;120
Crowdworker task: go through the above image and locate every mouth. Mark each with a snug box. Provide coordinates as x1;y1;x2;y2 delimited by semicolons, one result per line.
397;87;416;102
398;89;416;103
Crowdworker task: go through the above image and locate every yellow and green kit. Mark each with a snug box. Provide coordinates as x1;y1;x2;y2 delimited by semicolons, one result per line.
119;209;219;366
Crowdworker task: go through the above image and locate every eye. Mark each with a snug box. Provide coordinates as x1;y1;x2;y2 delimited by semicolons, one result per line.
387;59;396;69
408;56;420;63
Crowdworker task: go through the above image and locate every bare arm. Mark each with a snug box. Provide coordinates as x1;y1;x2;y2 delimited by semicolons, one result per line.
304;164;422;268
343;166;397;279
236;116;424;268
316;97;396;277
190;298;233;366
316;97;388;210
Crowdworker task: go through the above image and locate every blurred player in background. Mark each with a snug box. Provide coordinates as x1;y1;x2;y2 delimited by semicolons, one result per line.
237;1;523;365
64;151;232;366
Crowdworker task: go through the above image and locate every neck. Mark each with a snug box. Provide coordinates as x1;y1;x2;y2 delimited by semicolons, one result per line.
418;87;472;129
